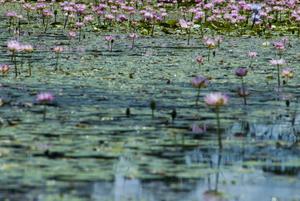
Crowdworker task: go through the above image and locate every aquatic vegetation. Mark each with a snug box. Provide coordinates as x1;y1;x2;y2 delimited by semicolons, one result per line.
0;1;299;200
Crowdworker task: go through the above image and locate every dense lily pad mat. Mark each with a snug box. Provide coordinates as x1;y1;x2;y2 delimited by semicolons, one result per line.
0;12;300;201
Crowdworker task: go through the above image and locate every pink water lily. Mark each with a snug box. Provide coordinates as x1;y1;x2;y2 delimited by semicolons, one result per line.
204;92;228;107
192;76;209;106
270;59;285;66
204;92;228;149
270;59;286;88
36;92;55;104
36;92;55;122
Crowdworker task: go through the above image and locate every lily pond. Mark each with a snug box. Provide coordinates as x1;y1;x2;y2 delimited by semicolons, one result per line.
0;1;300;201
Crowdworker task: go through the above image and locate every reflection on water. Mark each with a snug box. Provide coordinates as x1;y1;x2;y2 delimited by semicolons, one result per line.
5;147;296;201
87;169;300;201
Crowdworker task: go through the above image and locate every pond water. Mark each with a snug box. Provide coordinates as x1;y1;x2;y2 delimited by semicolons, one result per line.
0;6;299;201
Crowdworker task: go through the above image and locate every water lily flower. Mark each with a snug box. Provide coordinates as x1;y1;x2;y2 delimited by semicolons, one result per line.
204;92;228;107
204;92;228;149
282;67;294;86
68;30;77;39
270;59;285;66
235;67;248;104
273;41;285;51
196;55;204;65
21;44;34;76
22;44;33;53
179;19;193;45
248;51;257;68
0;64;9;76
36;92;55;122
7;40;22;53
270;59;286;89
191;123;207;134
36;92;55;104
105;35;114;51
235;67;248;77
53;46;63;54
282;68;294;79
53;46;63;71
203;38;216;62
204;38;216;49
247;51;257;59
237;87;250;97
7;40;22;77
129;33;138;49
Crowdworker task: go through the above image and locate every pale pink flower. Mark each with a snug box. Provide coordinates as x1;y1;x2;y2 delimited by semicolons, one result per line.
196;55;204;65
75;22;84;28
22;44;33;53
273;41;285;51
36;92;55;104
68;31;77;39
129;33;138;39
192;76;209;88
270;59;285;66
179;19;193;29
5;11;18;18
282;68;294;79
235;67;248;77
83;15;94;23
105;35;114;42
0;64;10;74
204;92;228;107
53;46;63;53
203;38;216;49
191;124;207;134
7;40;22;52
247;51;257;58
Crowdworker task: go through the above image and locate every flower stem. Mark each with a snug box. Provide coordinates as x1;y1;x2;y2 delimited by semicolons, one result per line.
187;29;190;45
216;107;222;149
131;38;135;49
13;52;18;78
241;77;247;105
277;64;280;89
